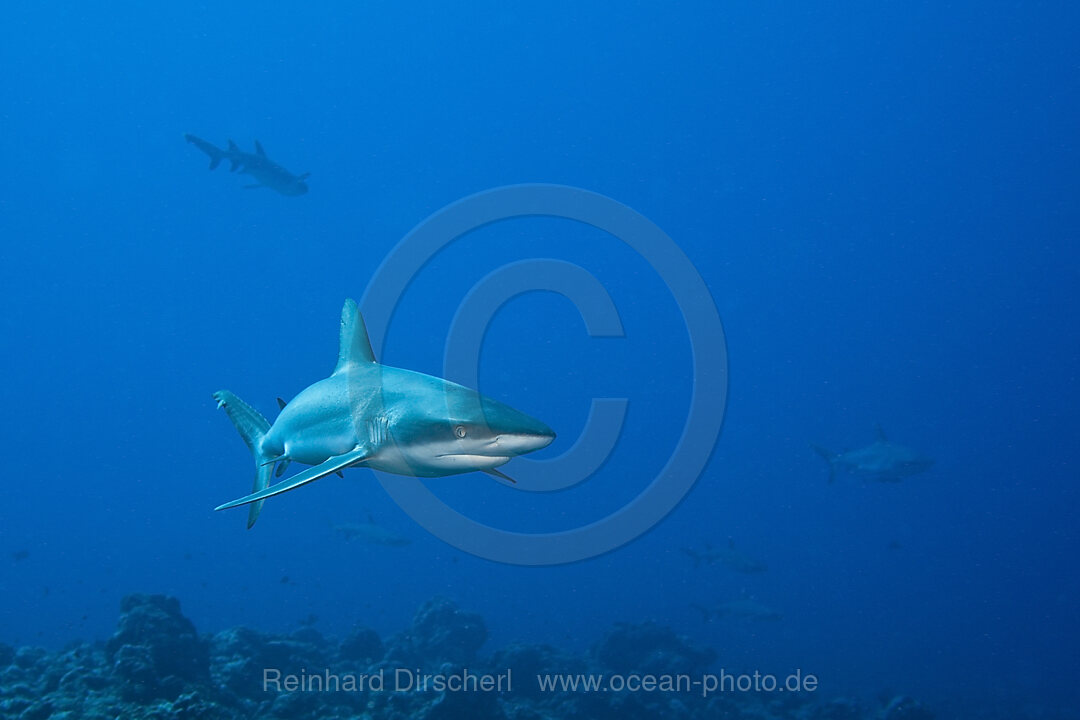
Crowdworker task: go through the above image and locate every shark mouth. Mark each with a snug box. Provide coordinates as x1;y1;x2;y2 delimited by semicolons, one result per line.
435;453;511;464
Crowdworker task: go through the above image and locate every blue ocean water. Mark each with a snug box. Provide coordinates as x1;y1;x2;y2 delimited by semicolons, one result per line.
1;1;1077;717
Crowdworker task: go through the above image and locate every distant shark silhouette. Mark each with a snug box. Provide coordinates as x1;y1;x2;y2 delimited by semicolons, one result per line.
332;516;412;547
213;299;555;528
692;597;782;623
185;134;309;196
681;539;767;573
811;425;933;483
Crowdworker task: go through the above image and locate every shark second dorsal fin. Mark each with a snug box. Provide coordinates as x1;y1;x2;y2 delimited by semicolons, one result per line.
255;140;266;157
277;397;287;410
875;424;888;442
334;299;376;373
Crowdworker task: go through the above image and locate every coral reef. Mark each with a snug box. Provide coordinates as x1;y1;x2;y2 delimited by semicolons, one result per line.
0;593;948;720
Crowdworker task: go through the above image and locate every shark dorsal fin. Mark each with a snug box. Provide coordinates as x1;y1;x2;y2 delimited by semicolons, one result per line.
228;139;239;152
334;298;376;373
255;140;267;157
875;424;888;442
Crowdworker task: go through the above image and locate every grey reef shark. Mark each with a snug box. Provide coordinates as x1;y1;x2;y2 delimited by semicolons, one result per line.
213;299;555;528
811;425;933;483
692;597;783;623
184;134;310;196
332;517;412;547
681;539;767;574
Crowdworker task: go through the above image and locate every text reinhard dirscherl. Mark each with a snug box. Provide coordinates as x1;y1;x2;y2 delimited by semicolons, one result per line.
262;668;819;698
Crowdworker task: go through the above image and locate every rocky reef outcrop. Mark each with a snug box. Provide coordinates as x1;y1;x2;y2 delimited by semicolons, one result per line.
0;593;953;720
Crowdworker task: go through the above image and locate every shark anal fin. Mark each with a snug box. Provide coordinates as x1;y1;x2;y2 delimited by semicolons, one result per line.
215;447;370;512
484;467;516;484
335;470;344;478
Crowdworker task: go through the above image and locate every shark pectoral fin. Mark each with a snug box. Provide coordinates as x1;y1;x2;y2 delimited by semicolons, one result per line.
215;447;371;512
484;467;516;484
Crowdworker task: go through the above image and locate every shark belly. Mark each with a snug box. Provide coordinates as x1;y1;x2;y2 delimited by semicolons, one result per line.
284;428;358;466
366;448;511;478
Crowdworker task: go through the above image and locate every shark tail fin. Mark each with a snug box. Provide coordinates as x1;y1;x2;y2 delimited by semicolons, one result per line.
810;444;837;484
212;390;273;528
184;134;225;171
226;139;242;171
680;547;702;568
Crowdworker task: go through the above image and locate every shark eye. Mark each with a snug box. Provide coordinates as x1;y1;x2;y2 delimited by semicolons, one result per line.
455;425;467;439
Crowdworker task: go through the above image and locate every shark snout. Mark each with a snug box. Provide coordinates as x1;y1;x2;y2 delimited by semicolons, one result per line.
494;428;556;456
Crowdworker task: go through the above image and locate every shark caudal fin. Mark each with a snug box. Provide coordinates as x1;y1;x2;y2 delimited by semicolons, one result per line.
810;444;838;484
212;390;274;529
184;134;227;171
227;140;242;171
680;547;703;569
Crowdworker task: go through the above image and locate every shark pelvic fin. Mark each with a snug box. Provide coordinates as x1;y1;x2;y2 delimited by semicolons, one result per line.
484;467;517;484
334;298;376;373
215;447;371;512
